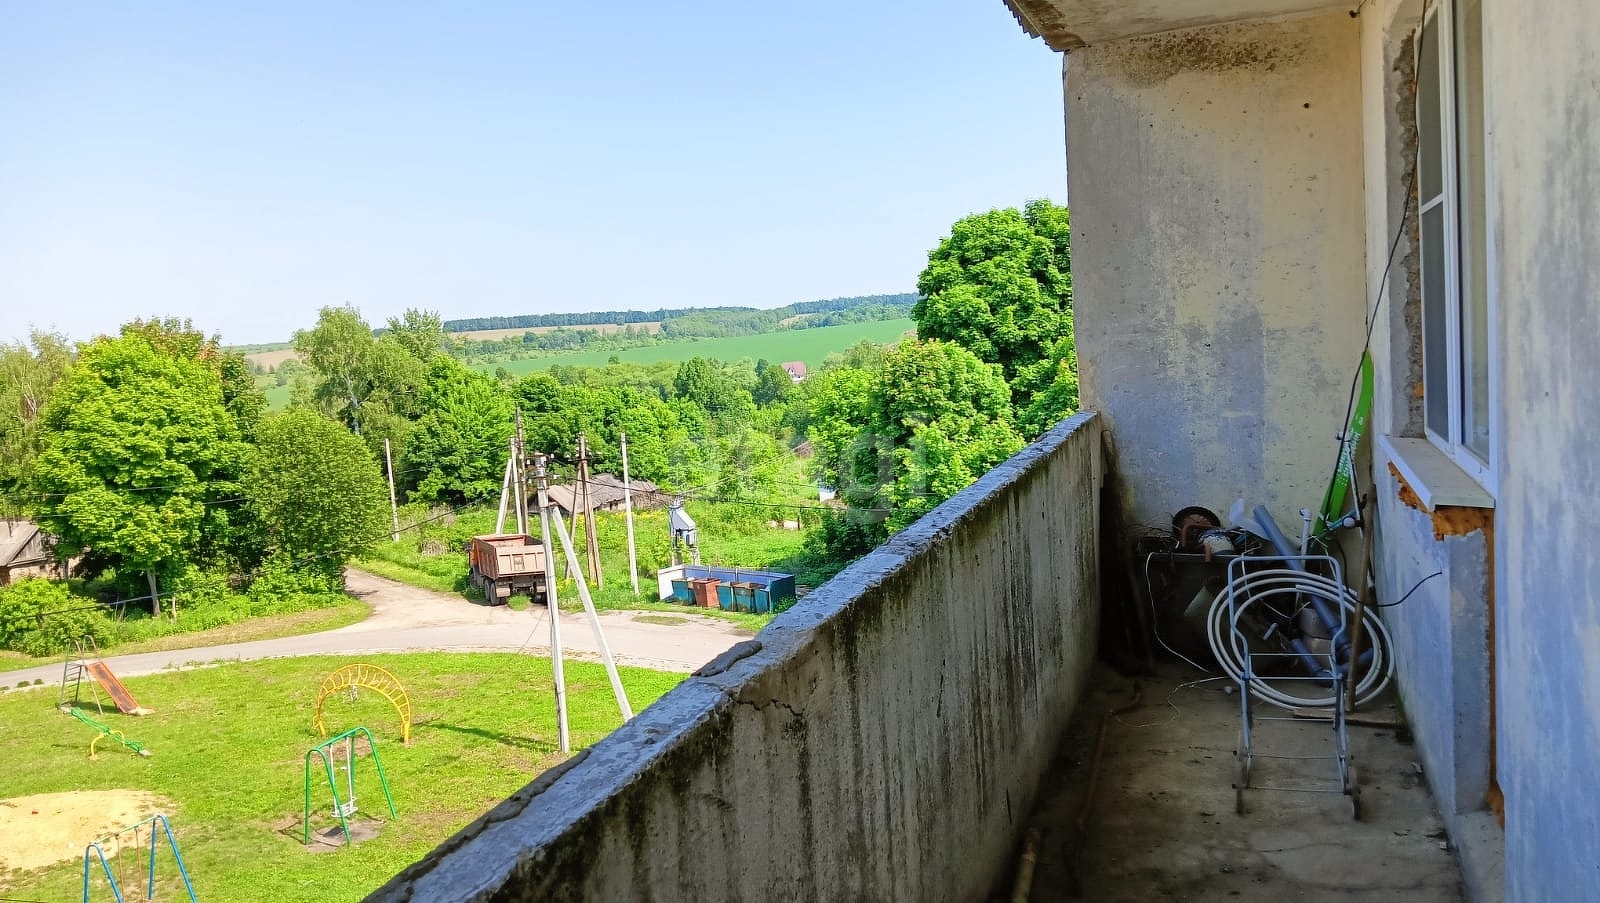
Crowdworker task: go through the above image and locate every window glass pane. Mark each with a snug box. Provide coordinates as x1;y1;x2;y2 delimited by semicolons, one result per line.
1422;203;1450;436
1417;12;1444;205
1456;0;1491;462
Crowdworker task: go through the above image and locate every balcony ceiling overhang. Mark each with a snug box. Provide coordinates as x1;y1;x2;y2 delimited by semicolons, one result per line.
1002;0;1348;50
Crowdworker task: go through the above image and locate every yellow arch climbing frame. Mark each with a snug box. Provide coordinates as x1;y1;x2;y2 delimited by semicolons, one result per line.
313;663;413;744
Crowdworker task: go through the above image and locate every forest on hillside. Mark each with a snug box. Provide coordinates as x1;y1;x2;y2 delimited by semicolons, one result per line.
439;293;917;333
0;201;1074;656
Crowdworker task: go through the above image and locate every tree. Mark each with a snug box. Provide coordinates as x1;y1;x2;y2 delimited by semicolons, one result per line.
0;332;73;506
753;362;794;407
248;409;388;573
815;341;1023;536
805;365;878;497
914;199;1074;412
514;375;683;486
672;357;754;423
403;358;514;504
1014;334;1080;438
385;308;449;362
293;306;426;456
30;330;253;612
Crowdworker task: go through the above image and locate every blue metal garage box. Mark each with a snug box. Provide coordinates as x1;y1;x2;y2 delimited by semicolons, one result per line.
657;566;796;614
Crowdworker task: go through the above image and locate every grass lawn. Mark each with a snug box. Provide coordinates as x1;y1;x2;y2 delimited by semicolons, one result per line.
474;319;916;377
0;653;681;902
0;599;371;677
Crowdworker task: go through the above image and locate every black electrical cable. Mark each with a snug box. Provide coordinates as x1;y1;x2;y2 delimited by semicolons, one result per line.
32;498;481;621
1321;0;1431;528
1376;569;1443;608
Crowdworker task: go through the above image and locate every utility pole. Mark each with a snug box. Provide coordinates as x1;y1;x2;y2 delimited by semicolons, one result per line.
532;452;570;754
620;432;640;597
514;410;528;535
494;443;513;534
384;438;400;542
550;508;632;719
576;433;603;588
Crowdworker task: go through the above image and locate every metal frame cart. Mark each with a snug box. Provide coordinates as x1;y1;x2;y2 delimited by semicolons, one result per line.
1225;554;1361;819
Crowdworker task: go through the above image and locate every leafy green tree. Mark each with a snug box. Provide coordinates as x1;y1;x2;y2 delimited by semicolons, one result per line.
870;341;1022;527
248;409;389;573
1013;334;1080;438
120;318;265;440
672;357;754;423
385;308;449;362
515;375;682;486
914;199;1074;411
710;426;786;500
805;365;878;496
403;358;515;504
0;332;73;506
753;362;794;407
812;341;1023;539
31;330;253;612
293;306;426;455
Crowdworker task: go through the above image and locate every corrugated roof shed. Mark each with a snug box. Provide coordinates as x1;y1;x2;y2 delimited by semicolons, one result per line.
545;475;665;516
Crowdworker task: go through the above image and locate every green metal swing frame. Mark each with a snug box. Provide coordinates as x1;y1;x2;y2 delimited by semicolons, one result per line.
302;726;397;846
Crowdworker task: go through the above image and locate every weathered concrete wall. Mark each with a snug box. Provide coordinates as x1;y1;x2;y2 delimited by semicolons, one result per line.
1064;11;1367;527
368;413;1102;902
1358;4;1503;901
1369;480;1491;819
1481;2;1600;900
1360;2;1600;900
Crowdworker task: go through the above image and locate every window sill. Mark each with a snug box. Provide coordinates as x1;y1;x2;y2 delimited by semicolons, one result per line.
1379;436;1494;511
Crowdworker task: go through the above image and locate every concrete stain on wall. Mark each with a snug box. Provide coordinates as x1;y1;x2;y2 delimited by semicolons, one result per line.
1103;25;1311;88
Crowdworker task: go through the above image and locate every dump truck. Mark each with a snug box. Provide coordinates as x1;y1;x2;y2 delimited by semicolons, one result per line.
468;534;549;605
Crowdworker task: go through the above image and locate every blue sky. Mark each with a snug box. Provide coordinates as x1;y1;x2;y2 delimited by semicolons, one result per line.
0;1;1065;345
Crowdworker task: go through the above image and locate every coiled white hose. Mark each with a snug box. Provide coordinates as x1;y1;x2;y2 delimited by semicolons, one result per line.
1206;567;1394;709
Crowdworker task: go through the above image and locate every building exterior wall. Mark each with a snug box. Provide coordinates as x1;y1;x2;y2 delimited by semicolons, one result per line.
1480;2;1600;900
368;413;1102;902
1360;1;1600;900
1064;11;1367;527
1356;7;1502;901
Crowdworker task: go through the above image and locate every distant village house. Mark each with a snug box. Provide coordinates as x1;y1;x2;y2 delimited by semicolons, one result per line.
0;519;63;586
544;475;665;518
780;361;807;383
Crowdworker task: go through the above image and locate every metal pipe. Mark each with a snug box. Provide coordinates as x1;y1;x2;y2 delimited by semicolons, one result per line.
1067;684;1143;897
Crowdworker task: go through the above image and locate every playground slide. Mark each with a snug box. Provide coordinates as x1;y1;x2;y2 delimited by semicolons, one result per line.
84;661;152;715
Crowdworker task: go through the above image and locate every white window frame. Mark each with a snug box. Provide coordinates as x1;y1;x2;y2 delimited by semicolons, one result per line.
1416;0;1496;492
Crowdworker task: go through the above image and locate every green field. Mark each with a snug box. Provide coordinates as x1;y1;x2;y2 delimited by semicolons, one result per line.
473;319;916;377
0;654;681;902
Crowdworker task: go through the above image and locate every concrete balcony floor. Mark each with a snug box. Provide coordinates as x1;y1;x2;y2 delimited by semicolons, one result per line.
1018;665;1466;901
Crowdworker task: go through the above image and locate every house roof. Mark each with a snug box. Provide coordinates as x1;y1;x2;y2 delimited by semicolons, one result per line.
0;520;43;567
781;361;808;377
545;475;663;514
1001;0;1346;51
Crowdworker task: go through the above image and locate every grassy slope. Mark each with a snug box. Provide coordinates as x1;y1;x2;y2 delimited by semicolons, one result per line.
473;319;915;376
0;653;681;903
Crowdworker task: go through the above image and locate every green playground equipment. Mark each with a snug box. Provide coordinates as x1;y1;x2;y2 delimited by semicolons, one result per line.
303;726;397;846
81;813;197;903
68;707;151;759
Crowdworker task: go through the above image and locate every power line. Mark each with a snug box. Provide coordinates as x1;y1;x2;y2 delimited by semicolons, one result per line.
32;499;481;622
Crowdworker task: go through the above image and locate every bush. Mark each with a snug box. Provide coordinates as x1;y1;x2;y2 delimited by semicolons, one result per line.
246;559;345;614
0;578;113;656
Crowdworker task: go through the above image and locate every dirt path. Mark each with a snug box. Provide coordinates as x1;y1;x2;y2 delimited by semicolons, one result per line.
0;569;751;689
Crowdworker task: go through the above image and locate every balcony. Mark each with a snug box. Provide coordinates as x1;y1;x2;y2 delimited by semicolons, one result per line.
367;412;1464;901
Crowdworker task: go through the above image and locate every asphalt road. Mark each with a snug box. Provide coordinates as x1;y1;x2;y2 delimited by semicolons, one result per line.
1;568;751;689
